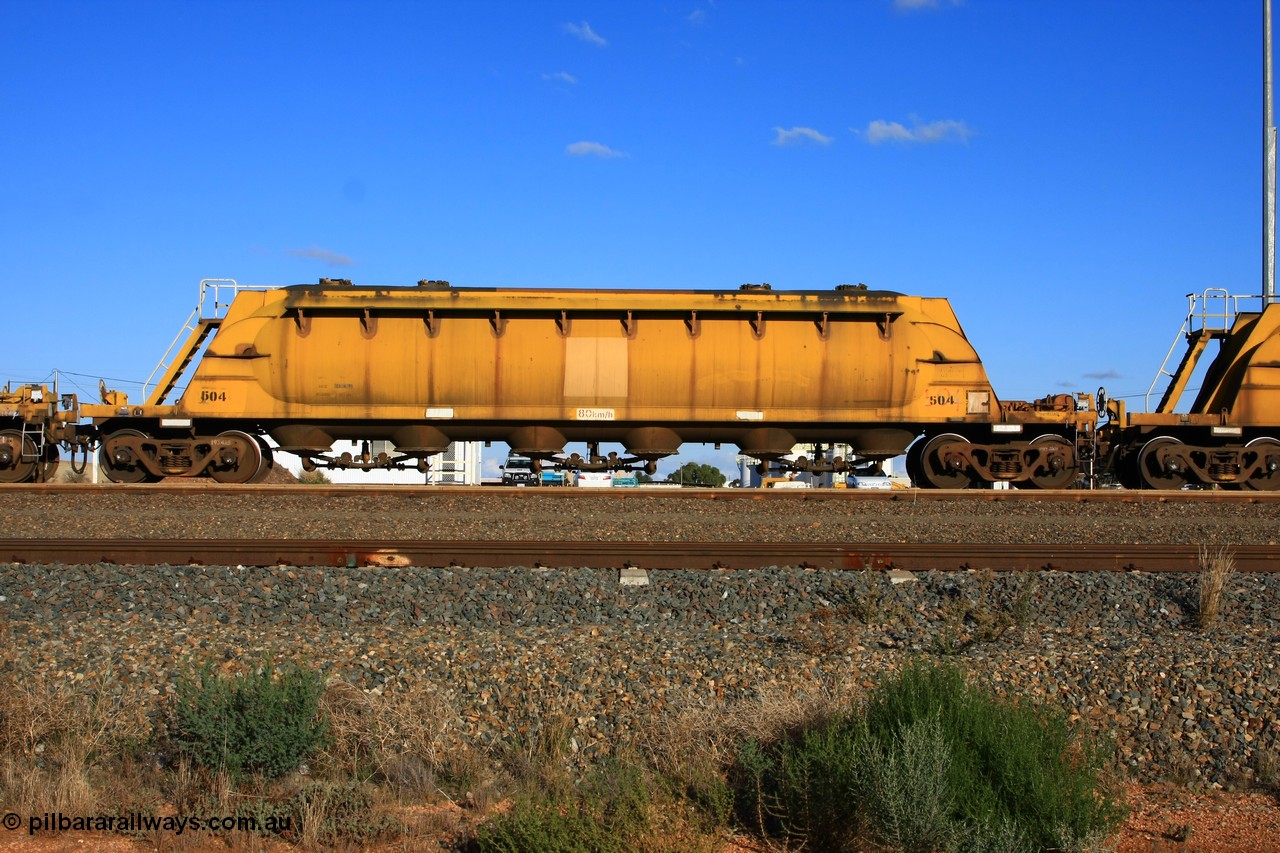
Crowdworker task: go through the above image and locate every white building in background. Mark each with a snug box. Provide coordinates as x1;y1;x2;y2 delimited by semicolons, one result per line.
736;443;907;488
48;440;483;485
276;440;483;485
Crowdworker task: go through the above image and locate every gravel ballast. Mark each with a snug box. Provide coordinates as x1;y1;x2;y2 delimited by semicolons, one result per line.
2;557;1277;789
2;489;1280;545
2;490;1278;788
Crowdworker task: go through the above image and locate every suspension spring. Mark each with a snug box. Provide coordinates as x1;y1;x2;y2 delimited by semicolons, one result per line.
989;459;1020;475
1209;461;1239;479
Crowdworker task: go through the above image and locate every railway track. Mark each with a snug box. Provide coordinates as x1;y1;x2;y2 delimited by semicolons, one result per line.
5;482;1280;504
1;538;1276;572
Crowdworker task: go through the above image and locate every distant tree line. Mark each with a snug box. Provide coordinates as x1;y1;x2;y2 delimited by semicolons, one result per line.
665;461;727;487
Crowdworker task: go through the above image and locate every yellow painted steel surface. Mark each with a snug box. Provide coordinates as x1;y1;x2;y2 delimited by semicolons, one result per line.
1190;304;1280;424
153;285;999;439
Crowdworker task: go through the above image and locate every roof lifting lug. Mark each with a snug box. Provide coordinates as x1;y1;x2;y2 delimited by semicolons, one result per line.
877;312;893;341
685;310;700;338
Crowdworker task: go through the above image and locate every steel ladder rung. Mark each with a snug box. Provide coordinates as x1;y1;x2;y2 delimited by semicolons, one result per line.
19;420;44;460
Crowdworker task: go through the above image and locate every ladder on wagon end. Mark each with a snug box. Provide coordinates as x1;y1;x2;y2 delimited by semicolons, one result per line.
18;416;45;465
142;279;243;406
1144;288;1260;413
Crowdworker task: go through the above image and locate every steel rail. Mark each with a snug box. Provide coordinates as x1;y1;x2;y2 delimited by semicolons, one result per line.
3;483;1280;504
0;538;1275;573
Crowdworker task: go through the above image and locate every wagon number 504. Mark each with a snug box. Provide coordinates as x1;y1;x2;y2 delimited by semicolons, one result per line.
927;394;955;406
200;390;227;402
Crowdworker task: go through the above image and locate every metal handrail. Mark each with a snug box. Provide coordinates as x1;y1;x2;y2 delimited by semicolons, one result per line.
142;278;249;400
1186;288;1262;334
1145;288;1265;412
197;278;245;320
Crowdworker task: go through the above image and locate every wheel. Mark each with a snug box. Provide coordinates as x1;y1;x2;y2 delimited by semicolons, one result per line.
248;436;275;483
208;430;264;484
39;443;59;482
1113;446;1144;490
1242;437;1280;491
0;429;39;483
99;429;162;483
904;436;927;486
1015;435;1078;489
1136;436;1188;490
914;433;972;489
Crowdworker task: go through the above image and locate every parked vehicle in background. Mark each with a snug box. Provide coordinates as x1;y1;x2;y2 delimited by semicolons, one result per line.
847;460;906;489
574;471;614;488
761;477;811;489
501;454;539;486
847;473;895;490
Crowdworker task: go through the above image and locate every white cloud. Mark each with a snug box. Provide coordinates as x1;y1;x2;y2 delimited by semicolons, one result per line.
688;9;707;24
563;21;607;46
1084;369;1123;380
865;121;915;143
286;246;354;266
861;118;973;144
566;141;627;158
771;126;833;146
893;0;964;10
542;71;578;84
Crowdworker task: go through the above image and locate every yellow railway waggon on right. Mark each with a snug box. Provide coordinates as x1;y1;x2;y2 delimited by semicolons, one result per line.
1100;288;1280;491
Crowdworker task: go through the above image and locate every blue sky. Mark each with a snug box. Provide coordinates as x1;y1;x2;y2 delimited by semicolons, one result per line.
0;1;1268;476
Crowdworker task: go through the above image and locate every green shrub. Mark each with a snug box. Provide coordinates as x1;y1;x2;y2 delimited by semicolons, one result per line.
853;713;955;852
729;660;1126;852
474;799;619;853
170;662;329;782
733;722;863;849
862;660;1125;851
473;759;653;853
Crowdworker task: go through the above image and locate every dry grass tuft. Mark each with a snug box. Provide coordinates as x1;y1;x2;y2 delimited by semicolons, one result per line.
638;684;855;812
0;666;151;817
1196;545;1236;629
320;678;487;802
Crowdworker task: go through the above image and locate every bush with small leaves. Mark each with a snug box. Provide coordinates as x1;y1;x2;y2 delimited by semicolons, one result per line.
853;713;955;853
729;659;1126;852
473;759;655;853
170;662;329;782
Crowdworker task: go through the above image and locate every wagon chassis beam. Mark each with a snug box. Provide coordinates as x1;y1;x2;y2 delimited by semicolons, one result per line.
298;444;432;473
536;444;660;475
